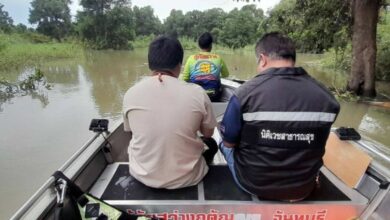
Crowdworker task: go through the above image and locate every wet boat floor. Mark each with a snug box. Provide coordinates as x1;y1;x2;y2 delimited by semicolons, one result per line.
100;164;350;201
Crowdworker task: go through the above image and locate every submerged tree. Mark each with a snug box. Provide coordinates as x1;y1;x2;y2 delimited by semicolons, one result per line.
347;0;381;97
77;0;135;49
0;3;13;33
29;0;72;40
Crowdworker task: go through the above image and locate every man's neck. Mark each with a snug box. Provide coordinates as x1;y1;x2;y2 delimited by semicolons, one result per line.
201;48;211;53
259;60;295;73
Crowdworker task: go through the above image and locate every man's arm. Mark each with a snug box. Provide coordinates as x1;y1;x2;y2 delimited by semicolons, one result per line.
123;109;131;132
220;95;242;147
200;93;217;137
220;58;229;78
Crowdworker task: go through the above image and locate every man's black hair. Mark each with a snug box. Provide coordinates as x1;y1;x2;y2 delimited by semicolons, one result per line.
198;32;213;50
148;36;183;71
255;32;296;62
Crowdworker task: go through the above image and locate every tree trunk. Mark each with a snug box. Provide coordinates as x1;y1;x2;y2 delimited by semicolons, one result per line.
348;0;380;97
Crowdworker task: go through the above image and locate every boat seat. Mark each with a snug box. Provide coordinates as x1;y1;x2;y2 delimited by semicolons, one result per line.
91;164;350;201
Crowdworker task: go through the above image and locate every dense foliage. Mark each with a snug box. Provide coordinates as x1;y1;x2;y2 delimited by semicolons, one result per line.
220;5;264;49
29;0;72;40
376;11;390;81
0;3;13;33
77;0;135;49
266;0;351;53
163;6;264;49
133;6;161;36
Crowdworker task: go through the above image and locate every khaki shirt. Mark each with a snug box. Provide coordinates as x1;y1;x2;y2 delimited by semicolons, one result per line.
123;75;217;189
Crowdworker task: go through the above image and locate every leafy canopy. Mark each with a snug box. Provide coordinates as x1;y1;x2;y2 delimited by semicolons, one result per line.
0;3;13;33
29;0;72;40
77;0;135;49
133;6;161;36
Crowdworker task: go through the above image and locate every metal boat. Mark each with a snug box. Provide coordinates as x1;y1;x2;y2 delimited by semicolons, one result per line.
11;79;390;220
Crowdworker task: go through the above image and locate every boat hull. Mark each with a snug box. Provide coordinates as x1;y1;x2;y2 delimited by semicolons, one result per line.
10;79;390;220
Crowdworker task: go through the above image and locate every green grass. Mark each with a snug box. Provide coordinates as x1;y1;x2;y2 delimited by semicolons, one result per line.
0;33;83;71
132;35;156;48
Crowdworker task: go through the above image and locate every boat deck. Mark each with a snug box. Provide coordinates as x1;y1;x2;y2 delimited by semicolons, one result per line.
88;163;369;218
90;163;365;204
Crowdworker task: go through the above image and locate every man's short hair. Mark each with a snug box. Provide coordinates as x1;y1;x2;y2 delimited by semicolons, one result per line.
148;36;184;71
198;32;213;50
255;32;296;62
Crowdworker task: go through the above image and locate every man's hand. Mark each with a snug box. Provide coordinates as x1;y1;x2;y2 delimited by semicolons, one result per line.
223;141;235;148
201;128;214;138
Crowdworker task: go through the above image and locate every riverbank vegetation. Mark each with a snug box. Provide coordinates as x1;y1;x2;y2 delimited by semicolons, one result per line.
0;32;82;71
1;0;390;97
307;6;390;82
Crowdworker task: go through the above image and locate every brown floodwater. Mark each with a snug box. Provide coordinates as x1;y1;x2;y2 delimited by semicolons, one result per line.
0;48;389;219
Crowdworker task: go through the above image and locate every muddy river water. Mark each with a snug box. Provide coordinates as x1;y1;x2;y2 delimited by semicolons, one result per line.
0;48;389;219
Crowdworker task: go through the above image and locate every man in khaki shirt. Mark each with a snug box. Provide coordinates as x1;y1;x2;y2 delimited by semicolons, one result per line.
123;36;217;189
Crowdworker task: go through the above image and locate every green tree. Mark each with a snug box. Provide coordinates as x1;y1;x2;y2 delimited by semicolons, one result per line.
0;3;13;33
181;8;227;41
163;8;227;42
294;0;351;53
202;8;226;43
220;5;264;49
265;0;379;96
133;6;161;36
163;9;185;38
347;0;381;97
14;24;28;33
266;0;350;53
182;10;204;39
29;0;72;40
266;0;302;42
77;0;135;49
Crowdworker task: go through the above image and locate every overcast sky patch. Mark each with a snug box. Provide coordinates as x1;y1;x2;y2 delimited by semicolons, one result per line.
0;0;280;26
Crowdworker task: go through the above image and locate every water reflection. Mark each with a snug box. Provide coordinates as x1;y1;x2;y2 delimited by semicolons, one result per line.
41;60;79;85
82;50;149;119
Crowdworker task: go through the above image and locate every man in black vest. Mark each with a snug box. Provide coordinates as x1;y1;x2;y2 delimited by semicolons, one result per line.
220;32;340;201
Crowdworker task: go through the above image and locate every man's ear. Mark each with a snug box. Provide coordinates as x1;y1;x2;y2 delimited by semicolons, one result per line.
260;54;267;67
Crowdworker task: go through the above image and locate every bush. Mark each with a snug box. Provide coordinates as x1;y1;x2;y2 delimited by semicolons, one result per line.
320;45;352;73
132;35;155;48
179;37;197;50
376;12;390;81
23;32;52;43
376;44;390;81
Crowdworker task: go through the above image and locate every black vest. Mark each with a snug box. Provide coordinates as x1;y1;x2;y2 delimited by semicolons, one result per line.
234;67;340;200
